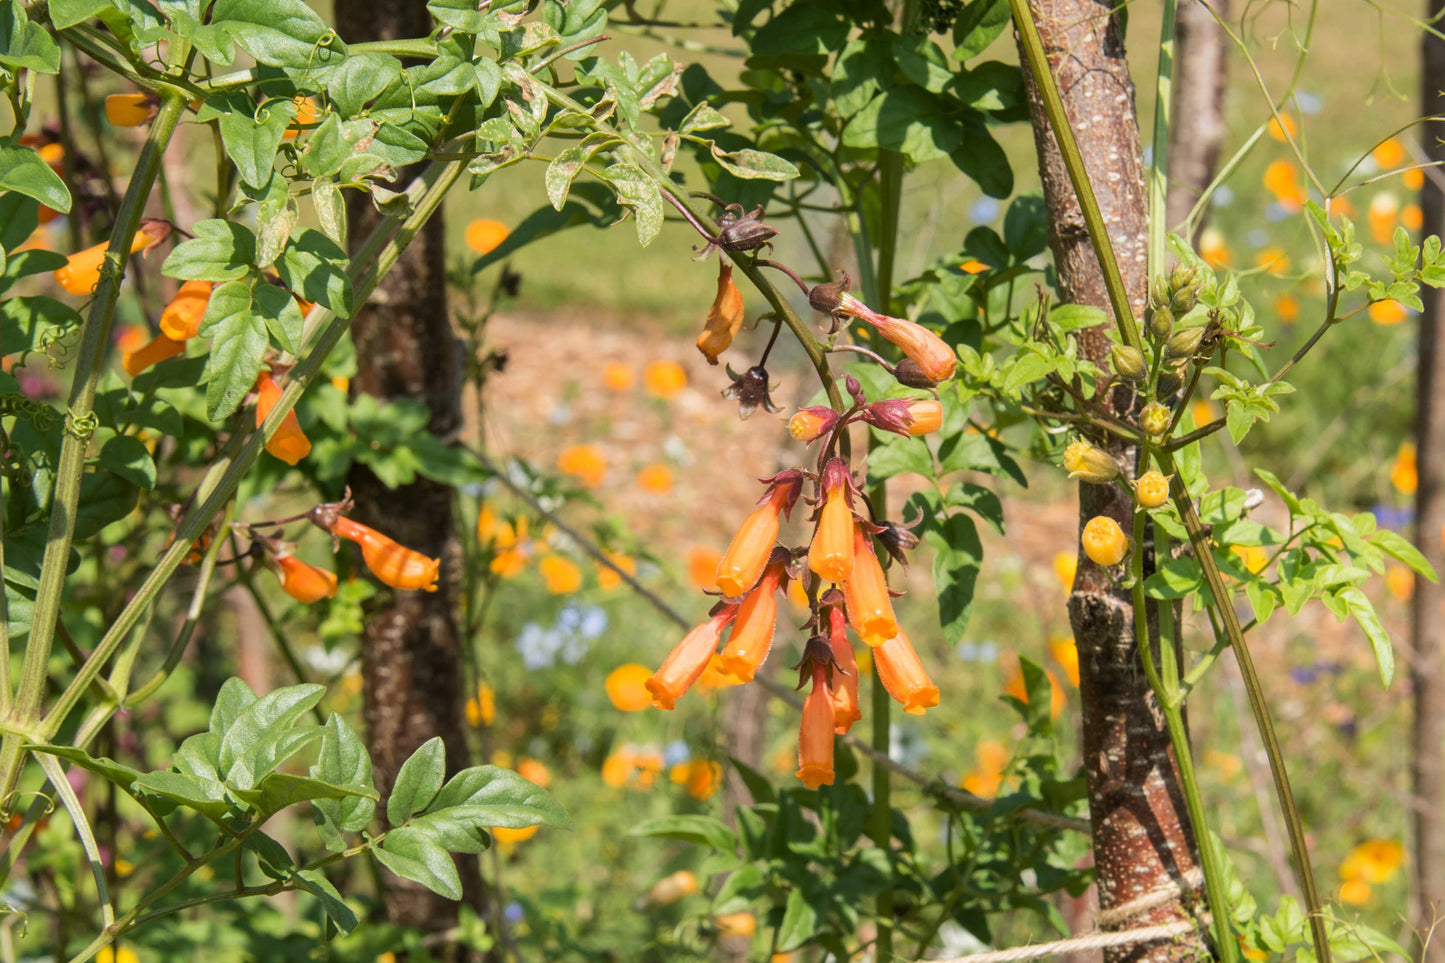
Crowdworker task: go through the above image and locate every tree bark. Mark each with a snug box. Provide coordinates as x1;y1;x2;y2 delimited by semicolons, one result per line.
335;0;482;942
1016;3;1207;960
1413;5;1445;956
1164;0;1229;239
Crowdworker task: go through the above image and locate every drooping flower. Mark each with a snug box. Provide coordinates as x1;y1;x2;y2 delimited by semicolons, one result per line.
835;292;956;382
328;516;440;592
716;550;788;683
795;662;836;789
843;525;898;647
874;629;939;715
645;603;740;710
273;553;338;603
158;280;214;341
715;470;803;598
808;458;856;585
254;370;312;466
824;595;861;733
104;92;160;127
122;333;186;377
55;218;171;296
696;261;745;365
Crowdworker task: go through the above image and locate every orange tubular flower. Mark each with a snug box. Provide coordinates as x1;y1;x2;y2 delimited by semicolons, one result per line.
159;280;214;341
122;333;185;377
716;550;789;683
331;516;441;592
795;663;836;789
255;371;312;466
104;92;160;127
788;406;840;443
55;219;170;296
825;598;862;733
715;470;803;598
843;526;898;646
696;261;745;365
645;604;740;710
274;554;339;603
905;400;943;436
874;629;939;715
808;458;855;585
836;293;956;383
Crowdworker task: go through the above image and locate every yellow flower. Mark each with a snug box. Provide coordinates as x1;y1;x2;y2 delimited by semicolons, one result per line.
597;551;635;590
1372;137;1407;170
1387;564;1415;602
465;683;495;726
97;949;140;963
1405;167;1426;191
492;825;538;845
557;444;607;488
637;463;674;495
1404;203;1424;232
538;554;582;594
1052;552;1077;592
1049;636;1079;687
1198;227;1231;268
1232;545;1269;575
105;92;160;126
1082;516;1128;567
606;663;654;712
959;259;988;274
1339;879;1372;905
669;760;721;800
1369;299;1408;326
1341;838;1404;884
601;749;634;788
465;218;510;256
1262;160;1305;211
1392;442;1419;494
602;361;635;391
643;359;688;398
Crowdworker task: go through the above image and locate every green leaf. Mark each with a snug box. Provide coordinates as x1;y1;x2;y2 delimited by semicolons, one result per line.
679;102;729;134
925;514;982;642
938;431;1027;486
952;0;1011;61
428;765;572;830
0;4;61;73
1370;529;1438;582
712;863;765;914
241;772;375;817
1;296;81;356
28;745;142;792
253;283;304;355
375;826;462;899
776;887;819;951
630;814;736;851
311;178;348;249
707;144;799;181
47;0;116;29
866;434;934;482
199;280;267;420
210;676;258;734
74;472;138;539
277;229;353;317
132;771;231;821
163;220;256;281
600;163;663;246
944;482;1005;534
296;869;357;936
326;51;404;116
312;715;377;851
388;736;446;827
218;684;327;788
1340;587;1394;687
98;435;156;489
545;146;598;211
0;145;71;212
211;0;347;67
216;93;294;189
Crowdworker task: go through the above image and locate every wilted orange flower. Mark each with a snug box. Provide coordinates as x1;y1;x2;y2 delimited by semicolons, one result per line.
697;261;745;365
643;359;688;398
557;444;607;488
539;554;582;594
843;525;897;646
646;604;739;710
330;516;440;592
1275;294;1300;324
255;371;312;466
637;463;674;495
274;554;338;603
808;458;855;585
1370;192;1400;245
716;471;802;598
795;664;835;789
105;92;159;127
686;545;722;591
1369;299;1408;326
825;598;862;734
283;95;320;139
1372;137;1407;170
670;760;721;800
606;663;653;712
1392;442;1419;494
597;551;636;590
465;218;510;255
56;218;170;296
874;629;939;715
602;361;635;391
1003;657;1065;718
122;333;185;377
1049;636;1080;687
716;551;787;683
159;280;213;341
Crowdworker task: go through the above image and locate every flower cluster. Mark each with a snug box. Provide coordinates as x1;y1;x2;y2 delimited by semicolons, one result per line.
645;368;947;789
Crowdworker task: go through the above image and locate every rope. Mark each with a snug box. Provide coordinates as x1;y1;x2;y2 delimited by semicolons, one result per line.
927;918;1204;963
1095;868;1204;929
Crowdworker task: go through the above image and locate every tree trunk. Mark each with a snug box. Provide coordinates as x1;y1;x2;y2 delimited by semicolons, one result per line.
1016;3;1207;960
1165;0;1229;239
335;0;482;942
1413;6;1445;956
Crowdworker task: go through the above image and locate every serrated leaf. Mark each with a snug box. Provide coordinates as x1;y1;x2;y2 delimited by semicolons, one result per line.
199;280;267;420
388;736;446;827
375;825;462;899
163;220;256;281
0;145;71;212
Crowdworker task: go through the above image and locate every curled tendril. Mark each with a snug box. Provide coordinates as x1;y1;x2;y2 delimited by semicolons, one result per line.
39;325;79;368
0;395;62;431
65;409;100;442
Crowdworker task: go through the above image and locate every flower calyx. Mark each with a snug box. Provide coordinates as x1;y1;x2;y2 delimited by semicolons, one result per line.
723;364;780;420
807;272;851;316
715;204;779;255
874;511;923;569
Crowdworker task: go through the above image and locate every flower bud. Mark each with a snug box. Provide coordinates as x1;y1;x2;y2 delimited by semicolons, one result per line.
1139;401;1170;438
1146;304;1174;343
1151;274;1171;308
1110;344;1148;382
1136;469;1171;509
330;516;440;592
1169;262;1198;294
1062;440;1120;484
1082;516;1129;567
1156;370;1183;398
893;358;939;390
1164;325;1206;362
717;206;779;253
788;406;840;443
1171;284;1199;316
874;629;939;715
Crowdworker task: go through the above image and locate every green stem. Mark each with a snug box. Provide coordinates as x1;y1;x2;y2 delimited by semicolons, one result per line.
1156;449;1332;963
0;90;187;809
871;657;893;962
1006;0;1142;351
1148;0;1178;269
